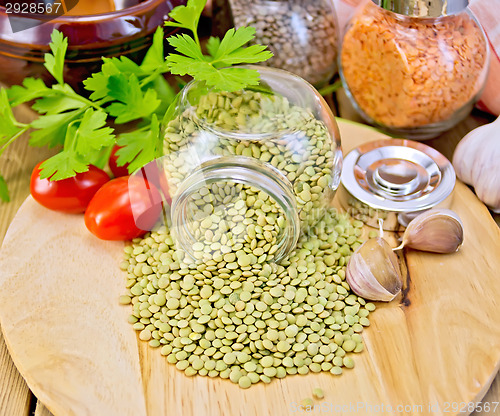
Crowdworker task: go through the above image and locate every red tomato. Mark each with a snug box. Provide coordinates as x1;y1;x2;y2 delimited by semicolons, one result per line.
108;145;130;178
30;162;110;214
84;176;163;241
110;147;171;205
133;160;172;206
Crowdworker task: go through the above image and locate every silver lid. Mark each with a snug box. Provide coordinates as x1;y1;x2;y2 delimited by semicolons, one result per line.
341;139;455;213
371;0;469;17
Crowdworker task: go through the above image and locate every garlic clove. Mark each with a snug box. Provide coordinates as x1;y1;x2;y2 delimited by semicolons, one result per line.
396;208;464;253
346;237;402;302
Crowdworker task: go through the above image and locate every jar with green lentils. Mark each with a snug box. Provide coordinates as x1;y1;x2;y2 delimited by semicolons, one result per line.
161;66;343;265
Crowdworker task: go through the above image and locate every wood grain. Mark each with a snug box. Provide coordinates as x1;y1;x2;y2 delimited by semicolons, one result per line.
35;401;54;416
472;378;500;416
0;120;499;416
0;106;57;416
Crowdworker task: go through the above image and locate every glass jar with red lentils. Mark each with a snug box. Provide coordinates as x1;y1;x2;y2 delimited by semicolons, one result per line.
339;0;489;139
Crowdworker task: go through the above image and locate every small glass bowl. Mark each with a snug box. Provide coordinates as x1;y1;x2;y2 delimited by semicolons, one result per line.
0;0;186;92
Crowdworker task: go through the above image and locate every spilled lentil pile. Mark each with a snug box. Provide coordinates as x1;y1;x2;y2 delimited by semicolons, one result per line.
119;89;375;388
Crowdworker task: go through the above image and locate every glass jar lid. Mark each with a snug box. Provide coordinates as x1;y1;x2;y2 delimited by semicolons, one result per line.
371;0;469;17
341;139;455;213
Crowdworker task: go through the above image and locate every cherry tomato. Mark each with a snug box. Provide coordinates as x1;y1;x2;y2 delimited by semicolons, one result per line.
30;162;110;214
84;176;163;241
109;147;171;205
108;145;130;178
133;160;172;206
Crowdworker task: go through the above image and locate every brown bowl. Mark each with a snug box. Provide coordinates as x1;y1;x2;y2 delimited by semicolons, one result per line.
0;0;186;92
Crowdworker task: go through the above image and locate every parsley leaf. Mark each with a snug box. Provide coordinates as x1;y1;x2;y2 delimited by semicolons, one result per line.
166;8;272;92
167;47;266;92
38;150;88;181
74;108;115;157
0;89;24;143
29;109;85;148
32;93;85;115
0;174;9;203
83;56;144;101
8;78;52;107
44;30;68;85
204;66;262;91
164;0;205;35
206;37;221;57
83;58;122;101
106;74;161;123
141;27;168;72
168;34;206;61
149;75;178;117
209;27;272;66
116;115;160;173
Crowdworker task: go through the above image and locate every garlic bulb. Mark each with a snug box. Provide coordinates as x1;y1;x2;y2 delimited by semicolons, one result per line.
394;209;464;253
452;116;500;213
346;237;402;302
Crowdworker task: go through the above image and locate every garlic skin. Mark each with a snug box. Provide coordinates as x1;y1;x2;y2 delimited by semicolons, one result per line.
346;237;402;302
452;116;500;213
395;209;464;253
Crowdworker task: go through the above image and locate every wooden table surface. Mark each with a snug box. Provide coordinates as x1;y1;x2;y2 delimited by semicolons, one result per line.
0;91;498;416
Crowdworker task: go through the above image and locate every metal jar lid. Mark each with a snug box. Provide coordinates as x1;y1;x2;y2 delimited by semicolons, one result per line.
339;139;456;230
371;0;469;17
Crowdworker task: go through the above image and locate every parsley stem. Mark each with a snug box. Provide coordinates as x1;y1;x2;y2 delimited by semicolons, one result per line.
193;29;201;52
63;119;81;153
317;80;342;97
0;126;30;157
72;96;102;111
140;69;163;88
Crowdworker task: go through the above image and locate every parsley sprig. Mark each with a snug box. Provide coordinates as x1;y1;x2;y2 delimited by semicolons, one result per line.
165;0;272;91
0;0;272;202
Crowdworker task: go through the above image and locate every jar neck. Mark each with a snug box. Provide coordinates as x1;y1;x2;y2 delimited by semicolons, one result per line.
170;156;301;263
371;0;469;17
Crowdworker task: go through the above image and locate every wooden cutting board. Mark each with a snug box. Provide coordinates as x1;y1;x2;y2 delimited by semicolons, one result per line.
0;120;499;416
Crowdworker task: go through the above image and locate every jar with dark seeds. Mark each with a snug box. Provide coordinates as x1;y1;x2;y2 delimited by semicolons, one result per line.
213;0;339;86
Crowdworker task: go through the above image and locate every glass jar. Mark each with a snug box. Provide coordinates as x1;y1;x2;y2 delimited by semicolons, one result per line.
339;0;489;139
160;66;342;264
213;0;339;87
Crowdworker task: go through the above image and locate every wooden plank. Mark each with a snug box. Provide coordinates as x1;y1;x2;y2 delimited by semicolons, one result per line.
35;402;54;416
0;120;499;416
0;107;57;416
0;334;32;416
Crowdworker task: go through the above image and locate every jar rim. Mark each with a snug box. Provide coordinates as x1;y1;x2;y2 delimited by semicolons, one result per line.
371;0;469;18
170;156;301;263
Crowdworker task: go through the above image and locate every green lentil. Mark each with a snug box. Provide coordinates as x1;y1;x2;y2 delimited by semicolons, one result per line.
238;376;252;389
330;366;342;375
313;388;325;399
343;356;355;369
301;398;314;409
